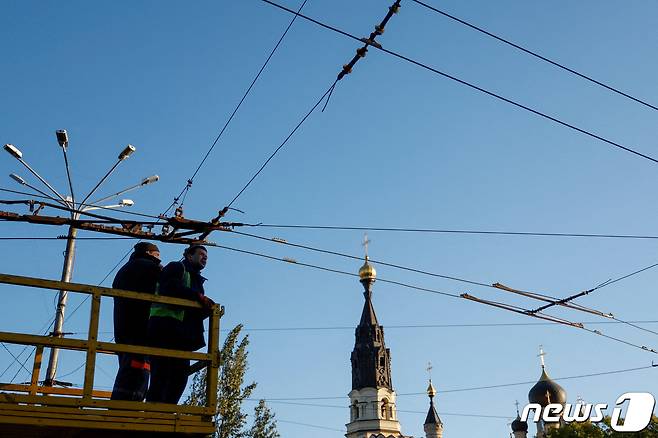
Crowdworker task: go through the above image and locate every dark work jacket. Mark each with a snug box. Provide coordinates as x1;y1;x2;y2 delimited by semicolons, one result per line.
112;253;162;346
148;259;208;351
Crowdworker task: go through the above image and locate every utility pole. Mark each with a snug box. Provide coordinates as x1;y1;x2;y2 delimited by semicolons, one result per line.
3;135;158;386
44;225;77;386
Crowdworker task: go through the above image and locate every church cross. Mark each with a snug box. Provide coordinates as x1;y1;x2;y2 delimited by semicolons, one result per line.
362;233;371;258
538;345;546;368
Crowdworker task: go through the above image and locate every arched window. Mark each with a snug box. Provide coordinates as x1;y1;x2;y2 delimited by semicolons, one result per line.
352;400;359;420
381;398;389;419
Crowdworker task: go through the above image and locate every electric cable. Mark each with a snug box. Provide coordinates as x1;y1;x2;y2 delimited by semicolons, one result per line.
260;0;658;166
205;242;658;354
0;188;161;220
232;229;490;288
410;0;658;113
253;364;656;401
165;0;310;213
205;241;461;298
246;399;510;419
255;223;658;240
232;229;655;333
225;80;337;208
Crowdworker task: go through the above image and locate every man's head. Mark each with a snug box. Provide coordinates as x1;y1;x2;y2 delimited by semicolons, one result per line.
134;242;160;261
184;244;208;271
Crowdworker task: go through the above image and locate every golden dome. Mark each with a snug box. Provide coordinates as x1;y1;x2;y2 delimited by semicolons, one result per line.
427;380;437;398
358;256;376;280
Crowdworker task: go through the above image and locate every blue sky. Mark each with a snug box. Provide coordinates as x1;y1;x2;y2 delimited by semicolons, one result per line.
2;1;658;436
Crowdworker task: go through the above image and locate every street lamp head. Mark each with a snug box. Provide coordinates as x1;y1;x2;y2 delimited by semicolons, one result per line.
4;144;23;159
119;199;134;207
118;144;136;161
56;130;69;149
141;175;159;186
9;173;26;185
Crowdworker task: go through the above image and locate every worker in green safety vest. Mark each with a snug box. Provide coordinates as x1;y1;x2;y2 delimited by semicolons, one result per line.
146;244;215;404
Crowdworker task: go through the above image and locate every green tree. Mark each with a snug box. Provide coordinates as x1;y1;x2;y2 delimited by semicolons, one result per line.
546;421;606;438
248;399;280;438
185;324;257;438
546;416;658;438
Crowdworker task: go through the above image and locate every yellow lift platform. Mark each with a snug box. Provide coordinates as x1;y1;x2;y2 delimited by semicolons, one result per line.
0;273;223;437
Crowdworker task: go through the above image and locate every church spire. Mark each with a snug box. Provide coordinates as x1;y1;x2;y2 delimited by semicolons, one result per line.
423;365;443;438
347;236;408;438
351;237;392;390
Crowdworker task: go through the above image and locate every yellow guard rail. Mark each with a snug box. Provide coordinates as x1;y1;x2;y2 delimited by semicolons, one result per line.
0;273;223;436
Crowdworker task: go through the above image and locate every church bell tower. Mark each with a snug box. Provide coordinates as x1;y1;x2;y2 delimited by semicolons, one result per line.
346;239;409;438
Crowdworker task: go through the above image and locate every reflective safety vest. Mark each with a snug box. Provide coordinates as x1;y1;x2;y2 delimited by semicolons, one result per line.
149;262;191;322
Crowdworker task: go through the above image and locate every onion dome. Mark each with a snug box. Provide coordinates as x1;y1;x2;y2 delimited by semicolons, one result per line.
528;367;567;406
424;380;442;426
359;256;377;281
512;415;528;432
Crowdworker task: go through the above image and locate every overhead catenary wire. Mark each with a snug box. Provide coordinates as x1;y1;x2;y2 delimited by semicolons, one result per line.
225;80;338;208
232;229;651;333
260;0;658;166
204;242;658;354
206;241;461;298
0;188;161;220
410;0;658;113
231;229;491;288
255;223;658;240
244;364;657;401
246;399;510;419
226;0;401;208
164;0;310;213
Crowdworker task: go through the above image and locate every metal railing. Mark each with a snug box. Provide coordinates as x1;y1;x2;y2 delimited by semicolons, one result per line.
0;273;223;417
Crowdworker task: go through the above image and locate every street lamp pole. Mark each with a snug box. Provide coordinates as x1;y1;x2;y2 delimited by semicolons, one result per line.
4;134;155;387
44;224;77;386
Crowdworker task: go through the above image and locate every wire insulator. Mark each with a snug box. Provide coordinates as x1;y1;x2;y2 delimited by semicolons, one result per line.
356;47;368;58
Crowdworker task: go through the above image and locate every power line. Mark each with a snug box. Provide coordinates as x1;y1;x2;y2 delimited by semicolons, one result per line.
227;0;402;207
410;0;658;113
232;229;491;288
0;188;161;220
255;223;658;240
206;242;658;354
276;419;345;432
233;229;658;336
247;399;510;419
0;236;135;241
166;0;310;212
221;320;658;332
260;0;658;166
206;241;461;298
254;364;656;401
225;80;337;208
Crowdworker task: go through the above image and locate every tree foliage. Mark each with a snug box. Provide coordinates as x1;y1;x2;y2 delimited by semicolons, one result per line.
547;416;658;438
248;399;280;438
184;324;277;438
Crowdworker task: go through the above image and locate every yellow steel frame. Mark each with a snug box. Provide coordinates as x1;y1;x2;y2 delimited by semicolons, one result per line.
0;272;224;433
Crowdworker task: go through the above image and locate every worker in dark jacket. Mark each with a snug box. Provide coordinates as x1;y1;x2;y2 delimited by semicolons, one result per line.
111;242;162;401
146;244;214;404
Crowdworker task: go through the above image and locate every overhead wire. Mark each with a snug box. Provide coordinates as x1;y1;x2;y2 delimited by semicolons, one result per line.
260;0;658;166
246;399;510;419
204;242;658;354
226;0;402;207
165;0;310;212
232;229;658;337
246;364;657;401
225;80;337;208
410;0;658;113
205;241;461;298
254;223;658;240
231;229;490;288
